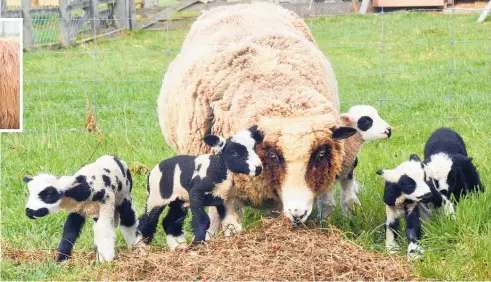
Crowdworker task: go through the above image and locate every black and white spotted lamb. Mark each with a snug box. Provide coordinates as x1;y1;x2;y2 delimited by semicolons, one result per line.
377;128;483;260
136;125;264;249
24;155;138;262
422;127;483;218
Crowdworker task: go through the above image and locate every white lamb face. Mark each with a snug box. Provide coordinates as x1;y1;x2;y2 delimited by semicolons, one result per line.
23;175;63;219
340;105;391;141
204;125;264;176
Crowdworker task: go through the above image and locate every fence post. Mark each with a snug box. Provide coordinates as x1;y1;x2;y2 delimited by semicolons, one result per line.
128;0;137;30
114;0;128;29
90;0;100;32
21;0;34;51
59;0;71;47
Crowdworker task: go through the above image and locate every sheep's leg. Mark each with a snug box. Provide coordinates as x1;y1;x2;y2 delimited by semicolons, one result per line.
117;197;139;247
162;200;188;249
56;213;86;262
221;199;243;237
339;165;361;217
317;189;336;220
437;188;456;220
93;203;117;262
385;205;401;254
206;207;222;241
190;190;210;244
405;204;424;261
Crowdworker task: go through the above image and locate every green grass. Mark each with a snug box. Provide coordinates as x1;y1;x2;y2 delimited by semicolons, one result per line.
2;11;491;280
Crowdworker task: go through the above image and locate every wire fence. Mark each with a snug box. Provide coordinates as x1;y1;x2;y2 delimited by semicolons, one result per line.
3;1;491;143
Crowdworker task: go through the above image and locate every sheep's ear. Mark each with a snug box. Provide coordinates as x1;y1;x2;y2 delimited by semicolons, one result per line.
23;176;33;183
376;169;400;183
203;135;226;152
409;154;421;162
339;113;354;126
466;157;473;163
248;125;264;143
331;126;357;140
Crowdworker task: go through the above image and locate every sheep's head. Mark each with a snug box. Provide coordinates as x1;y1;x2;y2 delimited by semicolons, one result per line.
423;152;474;195
340;105;391;141
204;125;264;177
376;154;433;207
23;174;74;219
257;115;357;223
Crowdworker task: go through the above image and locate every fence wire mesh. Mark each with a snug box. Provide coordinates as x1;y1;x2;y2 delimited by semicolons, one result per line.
2;1;491;159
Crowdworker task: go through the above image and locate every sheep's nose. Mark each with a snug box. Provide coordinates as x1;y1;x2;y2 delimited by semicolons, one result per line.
288;208;308;224
386;128;392;138
255;166;262;176
26;208;35;219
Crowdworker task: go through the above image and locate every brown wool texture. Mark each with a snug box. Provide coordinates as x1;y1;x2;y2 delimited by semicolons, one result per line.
0;41;20;129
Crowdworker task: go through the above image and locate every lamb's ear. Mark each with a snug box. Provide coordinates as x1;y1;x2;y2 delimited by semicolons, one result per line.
466;157;473;163
339;113;354;127
409;154;421;162
203;135;226;152
376;169;400;183
331;126;357;140
248;125;264;143
23;176;33;183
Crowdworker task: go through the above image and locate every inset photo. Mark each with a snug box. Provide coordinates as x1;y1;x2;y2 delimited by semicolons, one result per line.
0;18;22;132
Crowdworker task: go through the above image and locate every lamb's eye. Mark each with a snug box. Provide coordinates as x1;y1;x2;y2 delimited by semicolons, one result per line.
232;152;239;157
318;150;326;157
269;152;277;159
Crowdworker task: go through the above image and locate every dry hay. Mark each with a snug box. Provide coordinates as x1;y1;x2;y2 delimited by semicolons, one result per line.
3;218;413;280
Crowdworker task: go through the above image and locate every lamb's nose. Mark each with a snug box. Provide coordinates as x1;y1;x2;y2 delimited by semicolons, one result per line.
255;166;262;176
386;128;392;138
26;208;35;219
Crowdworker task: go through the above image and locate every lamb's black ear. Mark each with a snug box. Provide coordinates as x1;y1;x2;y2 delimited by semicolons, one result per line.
248;125;264;143
203;135;221;147
409;154;421;162
331;126;357;140
466;157;473;162
376;170;384;176
23;176;33;183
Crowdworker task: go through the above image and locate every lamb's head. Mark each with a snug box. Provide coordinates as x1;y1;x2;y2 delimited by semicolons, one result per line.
257;115;357;223
23;174;75;219
424;152;474;193
204;125;264;176
340;105;391;141
376;154;433;206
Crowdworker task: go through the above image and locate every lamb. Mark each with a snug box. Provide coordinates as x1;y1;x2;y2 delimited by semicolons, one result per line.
23;155;139;262
157;2;359;226
422;127;484;218
136;125;264;248
318;105;392;218
376;154;434;260
0;41;20;129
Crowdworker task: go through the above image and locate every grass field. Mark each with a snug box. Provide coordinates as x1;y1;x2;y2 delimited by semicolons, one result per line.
1;11;491;280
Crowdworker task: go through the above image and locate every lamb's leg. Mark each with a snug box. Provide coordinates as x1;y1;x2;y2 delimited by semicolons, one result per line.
385;205;401;254
405;204;424;260
136;198;166;246
117;197;139;247
221;199;243;237
190;190;210;245
317;189;336;220
56;213;86;262
93;203;117;262
162;200;188;249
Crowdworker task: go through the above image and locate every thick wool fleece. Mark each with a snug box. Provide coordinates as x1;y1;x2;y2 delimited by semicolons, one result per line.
0;41;20;129
158;3;342;205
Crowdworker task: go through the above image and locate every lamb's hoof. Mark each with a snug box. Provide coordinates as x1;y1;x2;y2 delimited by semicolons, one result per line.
223;223;243;237
132;236;149;248
55;252;71;263
407;243;424;261
96;253;114;264
386;244;400;255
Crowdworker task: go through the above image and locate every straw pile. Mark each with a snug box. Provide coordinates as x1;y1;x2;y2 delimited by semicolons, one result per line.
3;218;413;280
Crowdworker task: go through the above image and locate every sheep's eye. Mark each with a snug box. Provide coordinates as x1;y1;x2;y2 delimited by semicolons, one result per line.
232;152;239;157
318;150;326;157
269;152;277;159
